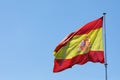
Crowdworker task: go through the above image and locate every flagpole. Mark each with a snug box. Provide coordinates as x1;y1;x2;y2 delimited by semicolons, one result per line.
103;13;108;80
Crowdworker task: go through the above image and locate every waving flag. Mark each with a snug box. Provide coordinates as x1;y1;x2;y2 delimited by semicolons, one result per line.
53;17;104;72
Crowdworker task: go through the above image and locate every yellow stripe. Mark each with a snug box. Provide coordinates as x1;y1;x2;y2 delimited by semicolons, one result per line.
54;28;104;59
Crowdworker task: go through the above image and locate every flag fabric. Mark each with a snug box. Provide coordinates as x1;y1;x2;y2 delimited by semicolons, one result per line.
53;17;104;72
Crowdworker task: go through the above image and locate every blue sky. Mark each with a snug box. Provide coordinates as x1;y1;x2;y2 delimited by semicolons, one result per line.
0;0;120;80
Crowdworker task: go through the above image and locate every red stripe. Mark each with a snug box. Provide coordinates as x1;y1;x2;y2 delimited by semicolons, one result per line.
54;32;75;52
53;51;104;72
75;17;103;35
54;17;103;52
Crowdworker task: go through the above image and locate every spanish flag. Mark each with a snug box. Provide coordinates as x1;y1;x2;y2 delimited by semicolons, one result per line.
53;17;104;72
